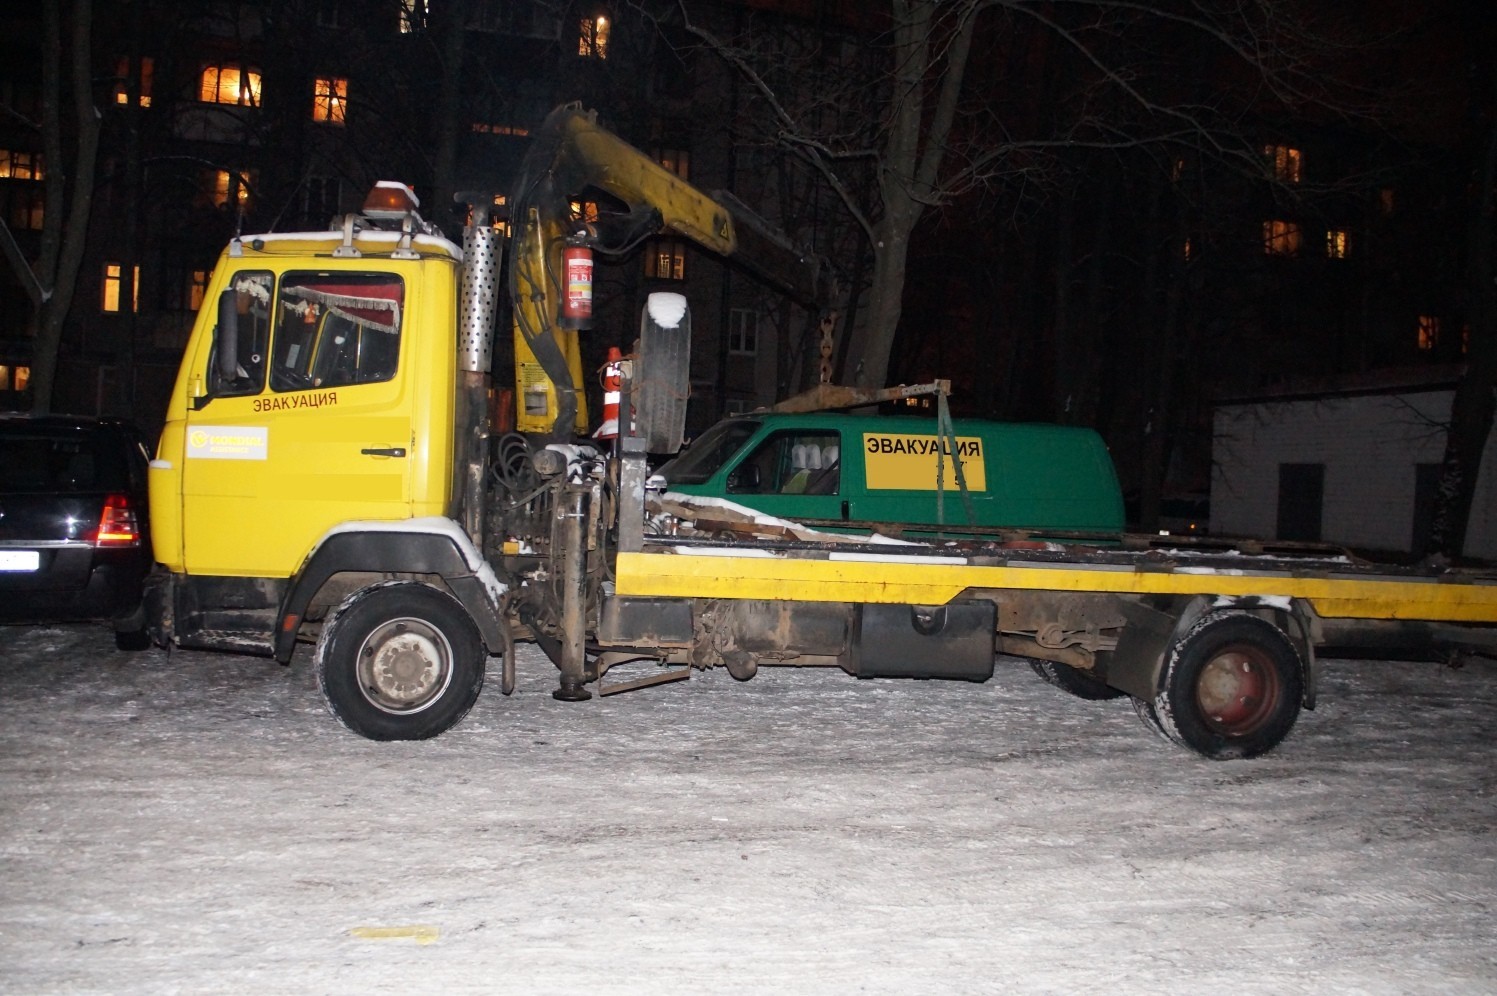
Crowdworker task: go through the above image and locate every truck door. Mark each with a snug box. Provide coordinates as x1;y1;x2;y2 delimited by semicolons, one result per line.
180;270;415;577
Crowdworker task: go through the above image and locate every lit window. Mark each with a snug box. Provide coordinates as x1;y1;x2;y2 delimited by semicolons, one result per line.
199;65;261;106
569;199;600;223
188;270;209;311
0;365;31;392
1379;188;1395;216
1182;238;1194;262
399;0;428;32
1264;144;1302;183
0;149;44;180
1326;229;1349;259
166;267;211;312
488;194;510;236
655;148;689;180
1263;220;1301;256
729;309;759;355
1417;316;1440;351
113;56;153;107
579;15;610;58
102;263;140;314
205;169;255;209
1170;157;1185;183
313;77;348;124
645;240;686;281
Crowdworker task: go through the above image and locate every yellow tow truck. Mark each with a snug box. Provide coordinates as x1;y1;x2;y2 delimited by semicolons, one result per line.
146;105;1497;760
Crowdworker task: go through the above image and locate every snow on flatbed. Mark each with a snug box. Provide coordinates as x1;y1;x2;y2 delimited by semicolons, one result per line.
2;624;1495;994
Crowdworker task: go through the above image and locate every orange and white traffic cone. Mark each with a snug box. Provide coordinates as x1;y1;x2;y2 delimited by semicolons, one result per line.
594;347;624;439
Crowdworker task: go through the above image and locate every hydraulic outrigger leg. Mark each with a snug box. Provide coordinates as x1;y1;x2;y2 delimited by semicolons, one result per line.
553;484;593;701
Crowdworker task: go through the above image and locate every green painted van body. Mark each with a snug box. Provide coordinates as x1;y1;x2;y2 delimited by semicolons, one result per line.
658;413;1124;534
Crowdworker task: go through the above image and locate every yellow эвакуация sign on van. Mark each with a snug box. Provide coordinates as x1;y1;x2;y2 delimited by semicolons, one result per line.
862;433;986;491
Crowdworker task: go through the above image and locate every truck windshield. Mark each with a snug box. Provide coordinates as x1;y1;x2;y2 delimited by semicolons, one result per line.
657;419;759;486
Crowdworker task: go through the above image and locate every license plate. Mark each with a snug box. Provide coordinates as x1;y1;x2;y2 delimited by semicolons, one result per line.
0;550;40;572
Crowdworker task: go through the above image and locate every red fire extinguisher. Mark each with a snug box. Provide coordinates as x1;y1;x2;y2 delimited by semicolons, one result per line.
560;240;593;330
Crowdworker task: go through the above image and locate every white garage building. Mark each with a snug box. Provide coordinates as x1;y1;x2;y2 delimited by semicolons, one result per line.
1211;366;1497;560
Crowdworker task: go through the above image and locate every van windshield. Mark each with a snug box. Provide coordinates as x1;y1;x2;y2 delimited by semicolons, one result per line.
657;419;760;486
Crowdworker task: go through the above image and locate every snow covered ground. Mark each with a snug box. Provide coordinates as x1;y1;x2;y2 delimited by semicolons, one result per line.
2;623;1494;995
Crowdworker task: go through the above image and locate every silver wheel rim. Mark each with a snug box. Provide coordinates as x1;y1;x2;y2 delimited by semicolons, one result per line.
355;616;455;715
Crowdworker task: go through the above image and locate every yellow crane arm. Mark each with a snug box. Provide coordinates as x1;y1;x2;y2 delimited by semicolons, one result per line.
507;104;826;437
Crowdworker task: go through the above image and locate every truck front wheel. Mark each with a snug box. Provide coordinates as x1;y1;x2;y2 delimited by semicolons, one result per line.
1152;612;1303;760
315;581;486;741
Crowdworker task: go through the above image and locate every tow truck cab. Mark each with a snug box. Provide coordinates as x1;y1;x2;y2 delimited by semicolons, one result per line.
147;190;467;657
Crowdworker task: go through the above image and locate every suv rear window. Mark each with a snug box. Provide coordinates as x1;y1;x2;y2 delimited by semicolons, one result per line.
0;427;133;493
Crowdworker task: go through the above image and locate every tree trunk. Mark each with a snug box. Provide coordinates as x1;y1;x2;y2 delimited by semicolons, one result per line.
430;0;468;232
1427;116;1497;560
1137;176;1183;533
28;0;99;414
850;214;916;389
842;0;981;390
1051;191;1074;422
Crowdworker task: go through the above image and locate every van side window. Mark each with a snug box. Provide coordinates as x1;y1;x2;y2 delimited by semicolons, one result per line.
270;272;404;392
211;271;273;397
730;431;840;495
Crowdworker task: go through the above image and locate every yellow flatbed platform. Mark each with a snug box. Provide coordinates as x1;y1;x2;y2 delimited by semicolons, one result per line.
616;539;1497;624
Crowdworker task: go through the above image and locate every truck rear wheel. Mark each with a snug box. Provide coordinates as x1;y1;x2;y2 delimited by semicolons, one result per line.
1152;612;1303;760
1029;659;1125;700
315;581;486;741
1131;697;1172;743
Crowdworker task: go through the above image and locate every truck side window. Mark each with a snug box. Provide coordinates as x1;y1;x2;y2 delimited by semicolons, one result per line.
270;272;404;392
731;431;840;495
210;272;273;397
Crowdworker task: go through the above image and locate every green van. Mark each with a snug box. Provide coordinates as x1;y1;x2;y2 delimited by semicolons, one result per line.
657;412;1124;535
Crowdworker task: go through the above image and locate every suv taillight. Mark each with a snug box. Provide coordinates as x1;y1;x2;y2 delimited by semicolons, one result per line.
93;494;141;547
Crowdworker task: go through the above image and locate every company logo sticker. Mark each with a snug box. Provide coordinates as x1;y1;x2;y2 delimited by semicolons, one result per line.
187;426;269;461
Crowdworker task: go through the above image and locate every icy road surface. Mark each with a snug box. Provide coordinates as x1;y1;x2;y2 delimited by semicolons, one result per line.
2;624;1495;995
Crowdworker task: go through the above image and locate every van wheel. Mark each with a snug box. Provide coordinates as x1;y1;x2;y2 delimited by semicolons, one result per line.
1029;659;1125;700
315;582;486;741
1152;612;1303;760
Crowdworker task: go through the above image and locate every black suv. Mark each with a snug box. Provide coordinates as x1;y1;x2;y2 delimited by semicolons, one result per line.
0;414;153;649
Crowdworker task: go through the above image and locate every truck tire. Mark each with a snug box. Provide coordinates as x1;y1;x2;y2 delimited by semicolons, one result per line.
315;581;486;741
1131;697;1172;743
1152;612;1303;760
111;602;150;652
1029;659;1125;700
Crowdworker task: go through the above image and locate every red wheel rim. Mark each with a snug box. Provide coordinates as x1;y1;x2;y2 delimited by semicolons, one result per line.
1194;645;1281;737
